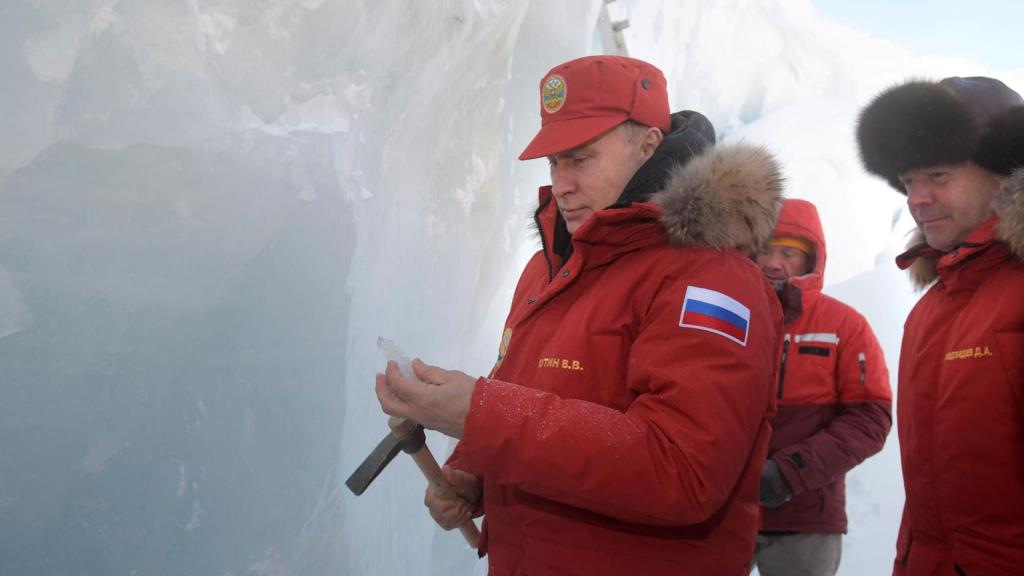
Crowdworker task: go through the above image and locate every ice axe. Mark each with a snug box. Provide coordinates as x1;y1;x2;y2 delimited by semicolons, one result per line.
345;339;480;548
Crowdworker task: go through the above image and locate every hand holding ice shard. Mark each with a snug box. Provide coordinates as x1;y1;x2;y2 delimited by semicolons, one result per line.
346;336;480;548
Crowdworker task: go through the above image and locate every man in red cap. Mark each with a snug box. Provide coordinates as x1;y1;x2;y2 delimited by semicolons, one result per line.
858;76;1024;575
376;55;785;575
752;198;892;576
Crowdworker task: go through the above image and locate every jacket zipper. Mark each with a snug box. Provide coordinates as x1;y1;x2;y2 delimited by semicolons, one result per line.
777;334;791;399
858;352;866;385
533;199;555;282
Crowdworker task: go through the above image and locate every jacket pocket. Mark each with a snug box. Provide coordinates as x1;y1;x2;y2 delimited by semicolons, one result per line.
950;526;1023;576
994;332;1024;419
525;536;681;576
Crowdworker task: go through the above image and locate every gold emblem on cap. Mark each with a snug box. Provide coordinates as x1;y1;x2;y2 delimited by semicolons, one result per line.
542;74;567;114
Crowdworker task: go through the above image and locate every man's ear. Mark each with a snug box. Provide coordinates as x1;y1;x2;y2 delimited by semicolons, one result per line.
640;127;664;161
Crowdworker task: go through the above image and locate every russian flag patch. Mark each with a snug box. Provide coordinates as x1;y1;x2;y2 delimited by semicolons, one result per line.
679;286;750;346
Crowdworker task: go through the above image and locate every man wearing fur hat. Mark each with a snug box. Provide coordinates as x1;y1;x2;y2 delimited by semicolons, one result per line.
858;76;1024;575
752;198;893;576
375;55;785;574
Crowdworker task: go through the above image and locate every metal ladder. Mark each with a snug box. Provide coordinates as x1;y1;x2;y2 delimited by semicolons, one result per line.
597;0;630;56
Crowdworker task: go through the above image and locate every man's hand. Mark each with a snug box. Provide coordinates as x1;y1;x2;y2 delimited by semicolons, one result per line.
759;458;794;508
424;465;482;530
375;359;476;438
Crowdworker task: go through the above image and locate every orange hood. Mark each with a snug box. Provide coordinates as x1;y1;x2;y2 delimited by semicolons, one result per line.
773;198;826;291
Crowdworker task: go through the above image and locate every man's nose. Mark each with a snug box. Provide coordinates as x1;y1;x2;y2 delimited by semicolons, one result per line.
905;182;932;210
762;255;782;271
758;253;780;272
550;165;574;198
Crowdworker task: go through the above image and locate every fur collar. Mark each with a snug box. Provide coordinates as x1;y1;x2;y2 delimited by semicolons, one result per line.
651;143;784;257
903;167;1024;288
996;167;1024;260
903;230;942;289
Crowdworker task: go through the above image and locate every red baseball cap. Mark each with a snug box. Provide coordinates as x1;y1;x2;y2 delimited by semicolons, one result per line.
519;55;671;160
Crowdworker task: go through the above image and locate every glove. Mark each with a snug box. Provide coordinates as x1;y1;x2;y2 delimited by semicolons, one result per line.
759;459;794;508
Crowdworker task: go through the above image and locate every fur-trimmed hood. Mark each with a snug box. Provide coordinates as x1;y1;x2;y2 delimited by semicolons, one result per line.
651;143;784;257
900;166;1024;288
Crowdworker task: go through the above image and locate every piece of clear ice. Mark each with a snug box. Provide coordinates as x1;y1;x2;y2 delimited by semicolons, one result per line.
377;336;421;382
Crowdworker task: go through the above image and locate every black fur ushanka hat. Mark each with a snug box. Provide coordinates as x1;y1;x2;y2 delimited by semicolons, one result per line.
857;76;1024;192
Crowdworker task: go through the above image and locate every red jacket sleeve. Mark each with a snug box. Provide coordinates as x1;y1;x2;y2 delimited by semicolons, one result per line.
455;268;779;526
774;308;893;495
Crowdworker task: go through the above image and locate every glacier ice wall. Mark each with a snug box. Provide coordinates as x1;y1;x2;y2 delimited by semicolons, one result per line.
2;1;1019;575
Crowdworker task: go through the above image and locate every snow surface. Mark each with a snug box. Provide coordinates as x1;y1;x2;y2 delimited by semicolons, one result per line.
1;1;1020;574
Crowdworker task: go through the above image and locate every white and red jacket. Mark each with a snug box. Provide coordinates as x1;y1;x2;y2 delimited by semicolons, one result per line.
762;199;893;534
448;144;783;575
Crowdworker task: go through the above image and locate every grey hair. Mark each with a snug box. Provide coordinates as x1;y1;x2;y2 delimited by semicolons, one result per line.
618;120;657;142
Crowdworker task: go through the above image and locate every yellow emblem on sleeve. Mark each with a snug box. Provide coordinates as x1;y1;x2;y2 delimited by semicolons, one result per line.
490;327;513;376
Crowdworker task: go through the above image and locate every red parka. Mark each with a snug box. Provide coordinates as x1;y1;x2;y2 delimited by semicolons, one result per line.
892;169;1024;576
448;144;784;575
762;199;892;533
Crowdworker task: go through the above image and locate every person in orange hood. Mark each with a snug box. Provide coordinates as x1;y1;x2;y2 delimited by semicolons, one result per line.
751;198;892;576
375;55;785;574
858;76;1024;575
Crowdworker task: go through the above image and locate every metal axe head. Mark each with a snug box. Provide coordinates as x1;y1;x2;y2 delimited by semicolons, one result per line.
345;423;426;496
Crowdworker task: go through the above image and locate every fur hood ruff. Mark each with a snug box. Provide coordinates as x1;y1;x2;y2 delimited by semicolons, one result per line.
651;143;783;257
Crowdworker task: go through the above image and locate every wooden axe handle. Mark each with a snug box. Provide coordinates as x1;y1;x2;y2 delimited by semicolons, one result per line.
389;416;480;549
